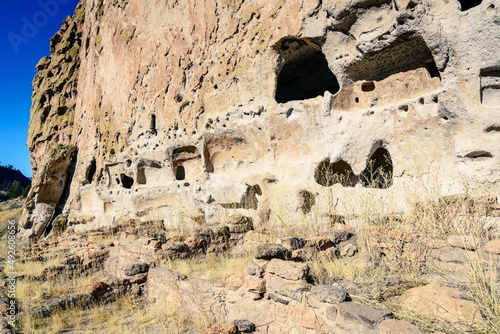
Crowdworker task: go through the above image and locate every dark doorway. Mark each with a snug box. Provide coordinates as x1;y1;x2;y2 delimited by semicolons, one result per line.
175;165;185;181
275;38;340;103
314;159;358;187
360;148;393;189
458;0;482;11
120;174;134;189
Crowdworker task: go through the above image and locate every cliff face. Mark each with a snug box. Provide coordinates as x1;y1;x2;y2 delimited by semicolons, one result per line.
22;0;500;239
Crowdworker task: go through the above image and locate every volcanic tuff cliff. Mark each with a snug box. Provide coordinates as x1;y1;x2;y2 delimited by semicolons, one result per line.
21;0;500;239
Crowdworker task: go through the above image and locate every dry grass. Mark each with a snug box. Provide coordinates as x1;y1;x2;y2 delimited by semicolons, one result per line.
15;257;98;312
0;198;23;255
21;293;213;334
309;255;384;284
466;252;500;334
161;252;251;281
17;274;87;311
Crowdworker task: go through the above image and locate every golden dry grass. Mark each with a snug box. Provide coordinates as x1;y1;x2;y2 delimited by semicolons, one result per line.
21;293;213;334
161;252;251;281
0;199;23;255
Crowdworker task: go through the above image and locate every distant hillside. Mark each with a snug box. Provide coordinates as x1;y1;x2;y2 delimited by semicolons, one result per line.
0;165;31;188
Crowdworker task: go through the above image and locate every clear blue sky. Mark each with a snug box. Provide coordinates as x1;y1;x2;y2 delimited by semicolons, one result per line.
0;0;80;177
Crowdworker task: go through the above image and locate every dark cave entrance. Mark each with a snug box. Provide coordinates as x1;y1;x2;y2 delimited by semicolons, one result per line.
175;165;186;181
275;38;340;103
360;148;393;189
85;159;97;184
120;174;134;189
314;159;358;187
458;0;482;11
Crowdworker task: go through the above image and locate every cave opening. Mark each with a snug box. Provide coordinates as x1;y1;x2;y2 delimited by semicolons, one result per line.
314;159;358;187
120;174;134;189
361;81;376;92
360;148;393;189
175;165;186;181
137;167;147;184
480;67;500;106
346;35;441;82
275;38;340;103
86;159;97;184
458;0;482;11
150;114;157;134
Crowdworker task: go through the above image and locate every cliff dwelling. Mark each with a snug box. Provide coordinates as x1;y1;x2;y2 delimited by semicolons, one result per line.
360;147;393;189
274;37;340;103
171;145;202;181
14;1;500;333
480;67;500;106
314;159;358;187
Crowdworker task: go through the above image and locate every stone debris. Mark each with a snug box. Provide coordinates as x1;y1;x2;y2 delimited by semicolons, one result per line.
233;319;256;333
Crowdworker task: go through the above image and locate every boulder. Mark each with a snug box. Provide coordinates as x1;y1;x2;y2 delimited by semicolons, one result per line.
276;237;306;250
124;263;150;276
254;244;291;260
321;230;355;245
338;302;392;328
309;285;348;304
86;281;112;297
233;319;256;333
265;258;309;281
399;283;484;325
266;276;310;301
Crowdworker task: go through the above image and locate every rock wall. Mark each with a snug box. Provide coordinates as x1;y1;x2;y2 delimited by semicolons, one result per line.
22;0;500;239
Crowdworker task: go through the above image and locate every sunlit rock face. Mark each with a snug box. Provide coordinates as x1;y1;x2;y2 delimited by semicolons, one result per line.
21;0;500;239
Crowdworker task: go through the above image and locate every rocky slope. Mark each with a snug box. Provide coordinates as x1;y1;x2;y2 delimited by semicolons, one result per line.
8;208;500;333
21;0;500;240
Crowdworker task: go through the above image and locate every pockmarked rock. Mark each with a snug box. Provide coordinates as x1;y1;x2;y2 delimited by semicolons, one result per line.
254;244;291;260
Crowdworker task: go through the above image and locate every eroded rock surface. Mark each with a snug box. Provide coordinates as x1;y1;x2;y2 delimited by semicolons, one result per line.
20;0;500;240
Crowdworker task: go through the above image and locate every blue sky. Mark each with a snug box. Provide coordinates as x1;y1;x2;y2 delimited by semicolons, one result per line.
0;0;79;177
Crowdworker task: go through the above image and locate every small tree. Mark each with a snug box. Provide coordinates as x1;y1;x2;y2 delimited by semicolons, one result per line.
7;181;23;199
21;185;31;198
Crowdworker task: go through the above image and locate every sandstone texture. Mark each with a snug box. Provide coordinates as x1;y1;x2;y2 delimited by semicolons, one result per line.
20;0;500;239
